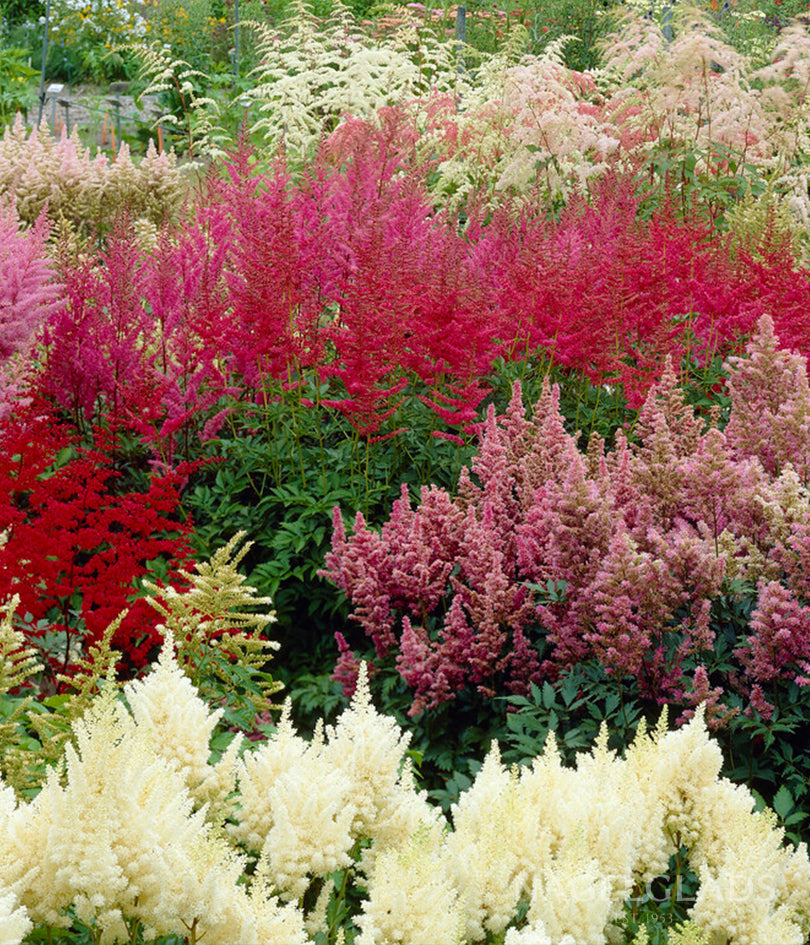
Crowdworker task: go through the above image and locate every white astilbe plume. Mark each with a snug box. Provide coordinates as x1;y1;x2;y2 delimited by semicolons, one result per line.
358;757;446;879
0;887;30;945
257;725;357;902
446;742;532;940
688;779;810;943
124;631;242;817
6;681;306;943
0;782;32;945
355;825;465;945
231;699;310;853
324;661;413;840
247;0;464;157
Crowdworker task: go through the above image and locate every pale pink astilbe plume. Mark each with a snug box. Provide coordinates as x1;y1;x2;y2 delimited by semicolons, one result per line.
583;528;679;696
648;522;725;657
383;483;466;618
674;427;766;551
445;502;536;694
604;432;645;529
724;314;810;484
0;200;61;363
396;614;464;716
516;453;614;669
460;379;581;515
601;8;766;168
516;450;613;592
631;355;706;526
737;580;810;690
456;404;521;562
0;115;184;227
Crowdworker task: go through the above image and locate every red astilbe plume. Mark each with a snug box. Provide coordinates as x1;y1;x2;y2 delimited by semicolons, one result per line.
468;178;752;406
0;407;194;686
218;148;335;389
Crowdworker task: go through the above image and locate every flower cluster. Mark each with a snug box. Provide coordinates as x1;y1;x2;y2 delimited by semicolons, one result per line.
0;117;186;229
1;647;808;944
323;315;810;719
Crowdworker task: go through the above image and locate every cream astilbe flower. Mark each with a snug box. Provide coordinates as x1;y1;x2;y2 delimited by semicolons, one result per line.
621;715;678;885
358;757;446;879
324;662;412;839
355;825;465;945
257;726;357;902
8;680;302;944
447;742;532;941
688;779;810;944
124;631;242;816
231;699;310;853
151;830;309;945
650;706;725;850
523;834;615;944
0;887;30;945
0;782;32;945
513;727;643;937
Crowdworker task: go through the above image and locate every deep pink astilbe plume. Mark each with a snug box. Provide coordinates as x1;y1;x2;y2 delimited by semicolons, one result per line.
41;225;153;423
0;201;62;363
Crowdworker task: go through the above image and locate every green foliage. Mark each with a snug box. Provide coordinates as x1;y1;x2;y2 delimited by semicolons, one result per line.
143;532;284;731
501;662;648;769
182;387;477;663
0;46;37;122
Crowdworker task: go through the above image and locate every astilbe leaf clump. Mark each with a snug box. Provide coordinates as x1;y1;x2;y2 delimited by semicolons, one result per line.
322;315;810;723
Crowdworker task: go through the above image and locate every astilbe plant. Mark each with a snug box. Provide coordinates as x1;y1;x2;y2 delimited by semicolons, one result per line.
2;652;809;945
323;315;810;721
0;116;186;230
0;406;194;685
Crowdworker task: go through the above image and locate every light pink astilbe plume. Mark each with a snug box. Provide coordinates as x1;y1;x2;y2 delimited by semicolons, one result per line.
0;200;62;363
724;314;810;484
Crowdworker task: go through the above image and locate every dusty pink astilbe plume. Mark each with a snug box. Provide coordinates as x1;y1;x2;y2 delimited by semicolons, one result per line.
674;427;766;551
738;580;810;688
583;528;677;692
325;342;810;717
724;314;810;484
